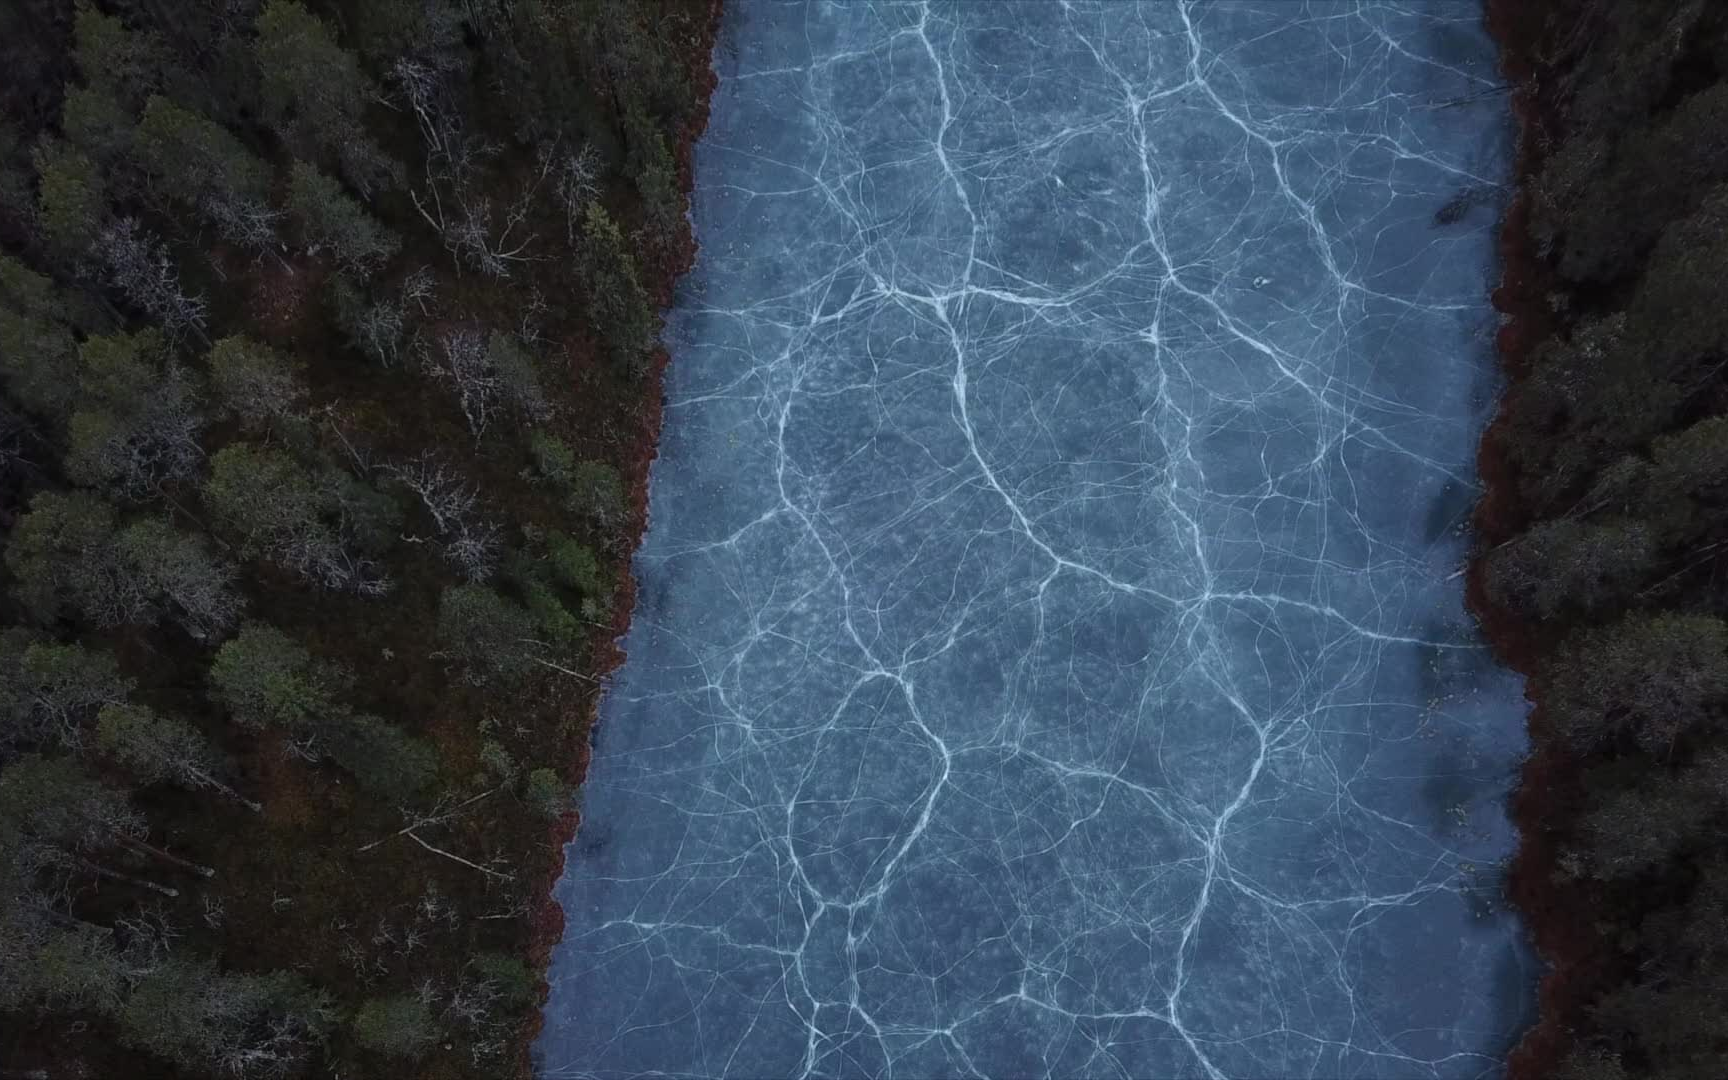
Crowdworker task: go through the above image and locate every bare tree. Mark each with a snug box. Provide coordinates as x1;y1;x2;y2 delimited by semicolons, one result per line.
202;192;288;269
411;170;542;278
441;520;501;582
552;139;600;246
384;452;478;534
516;285;549;346
91;219;208;343
66;360;206;502
400;265;436;316
98;704;263;813
396;57;549;278
423;327;497;440
383;451;500;580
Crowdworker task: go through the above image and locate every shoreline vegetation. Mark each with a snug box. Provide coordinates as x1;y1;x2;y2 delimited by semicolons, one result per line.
0;1;720;1076
1477;2;1728;1078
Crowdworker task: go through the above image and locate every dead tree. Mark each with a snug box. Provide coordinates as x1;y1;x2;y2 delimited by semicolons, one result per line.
91;219;209;343
357;790;513;882
383;450;500;580
424;327;497;440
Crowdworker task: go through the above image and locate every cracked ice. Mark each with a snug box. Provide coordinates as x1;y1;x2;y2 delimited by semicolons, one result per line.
538;2;1533;1077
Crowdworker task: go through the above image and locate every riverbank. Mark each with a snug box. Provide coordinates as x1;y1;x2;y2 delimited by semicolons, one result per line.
1473;2;1728;1077
518;2;724;1076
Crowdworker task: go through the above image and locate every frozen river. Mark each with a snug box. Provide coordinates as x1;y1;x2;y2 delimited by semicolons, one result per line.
538;3;1532;1076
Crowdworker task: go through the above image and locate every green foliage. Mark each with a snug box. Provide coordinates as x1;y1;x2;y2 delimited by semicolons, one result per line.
480;739;517;782
566;460;626;528
205;442;396;593
115;516;245;637
487;330;552;423
72;1;167;108
9;490;242;637
469;951;536;1010
256;1;397;194
521;579;581;646
205;443;318;543
120;960;334;1074
547;533;607;603
209;622;344;732
33;138;106;260
528;430;626;527
351;993;436;1057
0;255;80;419
436;584;537;683
1566;752;1727;880
323;712;437;798
6;490;123;625
209;624;431;795
1548;613;1728;753
135;94;272;208
20;922;128;1014
287;161;401;279
0;0;705;1071
62;84;136;167
1483;518;1656;621
1533;81;1728;285
0;753;141;851
624;101;681;243
0;640;133;752
66;329;207;499
529;429;578;486
579;201;656;371
523;767;568;819
325;271;407;365
209;334;308;429
97;704;212;786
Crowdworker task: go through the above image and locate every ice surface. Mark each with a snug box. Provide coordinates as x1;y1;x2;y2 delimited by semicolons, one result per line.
538;3;1532;1077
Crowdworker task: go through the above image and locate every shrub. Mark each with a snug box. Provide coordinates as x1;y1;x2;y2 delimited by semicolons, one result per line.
529;429;577;486
565;460;625;527
547;533;606;599
523;767;567;819
436;584;537;683
352;994;436;1058
324;714;437;798
469;952;536;1010
480;739;517;782
578;201;655;371
522;580;581;646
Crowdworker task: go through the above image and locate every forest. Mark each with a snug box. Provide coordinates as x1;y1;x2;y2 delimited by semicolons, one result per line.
0;0;716;1076
1477;1;1728;1078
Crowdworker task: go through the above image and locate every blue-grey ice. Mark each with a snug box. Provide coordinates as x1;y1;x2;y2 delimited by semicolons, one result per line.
538;2;1533;1077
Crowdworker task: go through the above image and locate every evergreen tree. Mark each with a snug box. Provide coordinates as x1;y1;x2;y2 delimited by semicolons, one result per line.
204;443;393;595
208;334;308;430
436;584;537;684
0;639;133;753
286;162;400;280
208;623;344;733
66;328;206;498
98;703;260;811
119;959;334;1077
256;1;398;195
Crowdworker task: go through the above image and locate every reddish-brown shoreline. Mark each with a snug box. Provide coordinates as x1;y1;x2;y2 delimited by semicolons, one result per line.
517;3;725;1075
1470;4;1594;1080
